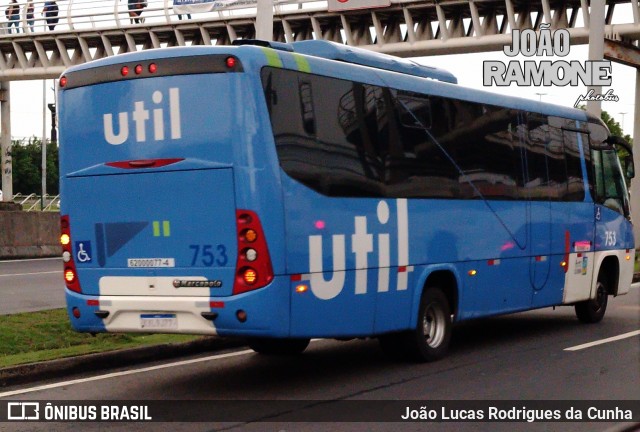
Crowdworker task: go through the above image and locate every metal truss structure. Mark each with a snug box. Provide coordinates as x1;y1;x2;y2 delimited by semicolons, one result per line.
0;0;637;80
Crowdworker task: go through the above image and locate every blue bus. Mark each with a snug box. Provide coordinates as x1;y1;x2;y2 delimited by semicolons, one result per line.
58;40;635;361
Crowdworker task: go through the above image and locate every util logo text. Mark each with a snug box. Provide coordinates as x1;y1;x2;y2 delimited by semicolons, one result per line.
302;199;413;300
103;88;182;145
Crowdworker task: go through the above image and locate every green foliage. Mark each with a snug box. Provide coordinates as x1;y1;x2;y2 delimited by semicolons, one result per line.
577;105;633;145
10;136;58;195
600;110;633;146
0;308;200;367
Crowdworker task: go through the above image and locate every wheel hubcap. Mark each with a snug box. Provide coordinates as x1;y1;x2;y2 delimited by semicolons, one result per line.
423;303;445;348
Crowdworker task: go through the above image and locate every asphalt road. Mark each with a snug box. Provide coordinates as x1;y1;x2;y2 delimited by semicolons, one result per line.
0;286;638;432
0;258;64;314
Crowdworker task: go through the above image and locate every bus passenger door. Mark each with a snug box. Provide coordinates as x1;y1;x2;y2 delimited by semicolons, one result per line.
524;114;552;297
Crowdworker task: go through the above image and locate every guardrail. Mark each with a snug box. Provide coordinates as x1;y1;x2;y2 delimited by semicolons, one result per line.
0;0;333;36
12;193;60;211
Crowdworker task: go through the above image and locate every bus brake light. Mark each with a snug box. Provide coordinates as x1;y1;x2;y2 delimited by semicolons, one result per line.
233;210;273;295
61;215;82;293
242;268;257;284
64;268;76;283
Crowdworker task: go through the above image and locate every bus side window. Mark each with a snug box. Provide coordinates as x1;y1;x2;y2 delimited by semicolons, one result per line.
561;130;587;202
521;113;551;200
592;147;630;216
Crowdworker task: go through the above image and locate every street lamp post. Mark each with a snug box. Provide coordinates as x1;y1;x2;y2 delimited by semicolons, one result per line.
619;112;627;133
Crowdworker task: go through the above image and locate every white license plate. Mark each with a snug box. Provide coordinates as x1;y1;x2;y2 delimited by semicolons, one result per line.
128;258;175;268
140;314;178;330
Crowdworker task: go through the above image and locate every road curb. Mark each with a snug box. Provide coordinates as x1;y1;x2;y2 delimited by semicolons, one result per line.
0;337;247;388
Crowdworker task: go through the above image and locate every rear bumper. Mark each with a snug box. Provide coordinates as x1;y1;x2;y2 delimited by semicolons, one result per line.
65;275;291;337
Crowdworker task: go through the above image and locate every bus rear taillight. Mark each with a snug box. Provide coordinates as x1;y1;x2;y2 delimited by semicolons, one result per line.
61;215;82;293
233;210;273;295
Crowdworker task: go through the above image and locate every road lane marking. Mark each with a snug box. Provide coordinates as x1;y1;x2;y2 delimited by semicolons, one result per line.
0;349;256;398
0;271;61;277
564;330;640;352
0;257;61;263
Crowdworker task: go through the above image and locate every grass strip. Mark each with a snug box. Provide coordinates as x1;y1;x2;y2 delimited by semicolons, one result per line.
0;309;200;368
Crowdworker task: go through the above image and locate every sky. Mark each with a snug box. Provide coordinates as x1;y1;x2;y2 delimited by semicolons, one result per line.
6;17;638;141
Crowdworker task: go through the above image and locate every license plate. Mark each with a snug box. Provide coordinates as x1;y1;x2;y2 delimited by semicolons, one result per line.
128;258;175;268
140;314;178;330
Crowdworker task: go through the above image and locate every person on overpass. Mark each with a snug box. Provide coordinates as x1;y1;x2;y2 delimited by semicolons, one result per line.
42;0;58;31
5;0;20;33
24;0;34;32
127;0;146;24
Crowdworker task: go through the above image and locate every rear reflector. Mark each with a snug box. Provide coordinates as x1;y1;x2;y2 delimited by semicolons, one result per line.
106;158;184;169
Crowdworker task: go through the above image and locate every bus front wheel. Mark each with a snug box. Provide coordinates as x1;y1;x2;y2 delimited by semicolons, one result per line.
404;287;452;362
575;274;609;323
247;338;310;355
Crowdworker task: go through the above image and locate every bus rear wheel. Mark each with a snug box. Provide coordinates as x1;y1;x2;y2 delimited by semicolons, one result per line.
575;274;609;323
248;338;310;355
403;287;452;362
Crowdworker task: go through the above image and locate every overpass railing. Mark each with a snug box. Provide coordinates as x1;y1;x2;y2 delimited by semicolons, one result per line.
0;0;334;35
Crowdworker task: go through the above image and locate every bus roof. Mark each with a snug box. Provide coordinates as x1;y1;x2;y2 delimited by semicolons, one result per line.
61;42;591;124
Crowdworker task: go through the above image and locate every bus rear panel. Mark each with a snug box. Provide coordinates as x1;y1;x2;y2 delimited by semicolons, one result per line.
59;50;290;337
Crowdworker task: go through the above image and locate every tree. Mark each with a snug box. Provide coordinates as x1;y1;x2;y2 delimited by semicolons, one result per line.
10;137;58;196
600;110;633;146
578;105;633;145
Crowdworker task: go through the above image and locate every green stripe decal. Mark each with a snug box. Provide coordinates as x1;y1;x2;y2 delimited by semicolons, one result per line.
153;221;161;237
292;53;311;73
261;48;283;68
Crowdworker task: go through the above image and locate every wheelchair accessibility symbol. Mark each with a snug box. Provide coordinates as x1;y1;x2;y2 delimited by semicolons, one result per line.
75;241;92;263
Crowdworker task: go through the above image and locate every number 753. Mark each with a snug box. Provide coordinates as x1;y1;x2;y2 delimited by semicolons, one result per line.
189;244;228;267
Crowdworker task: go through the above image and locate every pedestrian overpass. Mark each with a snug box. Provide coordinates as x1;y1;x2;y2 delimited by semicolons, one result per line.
0;0;638;80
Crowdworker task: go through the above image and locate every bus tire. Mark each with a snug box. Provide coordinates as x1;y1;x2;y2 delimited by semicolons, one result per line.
248;338;310;355
575;273;609;323
403;287;452;362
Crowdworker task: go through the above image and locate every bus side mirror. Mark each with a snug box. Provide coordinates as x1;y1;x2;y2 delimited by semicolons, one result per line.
605;135;634;180
625;156;635;180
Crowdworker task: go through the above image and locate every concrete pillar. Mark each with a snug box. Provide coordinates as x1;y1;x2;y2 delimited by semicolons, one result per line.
255;0;273;41
0;81;11;201
586;0;605;118
632;68;640;247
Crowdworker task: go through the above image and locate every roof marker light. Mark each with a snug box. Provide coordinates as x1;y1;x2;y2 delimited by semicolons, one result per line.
135;64;143;75
149;63;157;73
121;66;129;77
226;56;236;68
59;76;67;87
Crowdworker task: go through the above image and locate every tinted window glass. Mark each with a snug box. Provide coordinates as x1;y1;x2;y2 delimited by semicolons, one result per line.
593;148;630;216
262;68;385;197
563;130;586;201
262;68;588;203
